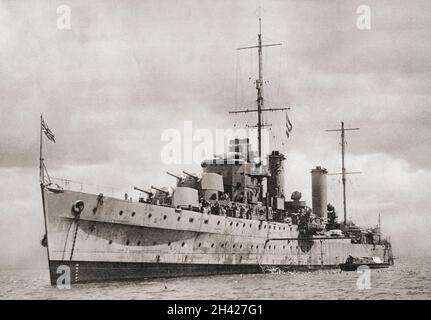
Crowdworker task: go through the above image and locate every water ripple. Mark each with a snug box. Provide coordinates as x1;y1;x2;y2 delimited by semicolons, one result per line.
0;257;430;299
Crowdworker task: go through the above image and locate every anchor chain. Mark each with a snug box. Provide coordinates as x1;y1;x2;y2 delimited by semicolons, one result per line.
69;214;80;261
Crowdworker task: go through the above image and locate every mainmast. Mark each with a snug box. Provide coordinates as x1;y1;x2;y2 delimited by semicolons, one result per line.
229;17;289;201
257;18;263;163
326;121;360;225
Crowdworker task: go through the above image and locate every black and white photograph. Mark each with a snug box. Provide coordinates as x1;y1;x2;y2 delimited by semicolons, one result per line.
0;0;430;303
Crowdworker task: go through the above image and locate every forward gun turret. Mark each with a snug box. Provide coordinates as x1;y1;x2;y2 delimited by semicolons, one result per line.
134;186;153;203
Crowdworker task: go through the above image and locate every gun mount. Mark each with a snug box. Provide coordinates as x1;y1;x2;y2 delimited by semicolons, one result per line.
134;186;153;196
182;171;199;181
151;186;170;195
166;171;183;180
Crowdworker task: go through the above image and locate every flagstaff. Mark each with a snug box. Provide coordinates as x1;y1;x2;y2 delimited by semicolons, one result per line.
39;114;56;260
39;114;56;187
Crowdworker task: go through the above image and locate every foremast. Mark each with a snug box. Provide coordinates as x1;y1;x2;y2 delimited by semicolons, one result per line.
229;17;289;201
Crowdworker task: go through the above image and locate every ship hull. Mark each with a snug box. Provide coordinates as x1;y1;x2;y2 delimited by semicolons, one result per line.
49;260;262;284
49;260;343;284
42;189;392;285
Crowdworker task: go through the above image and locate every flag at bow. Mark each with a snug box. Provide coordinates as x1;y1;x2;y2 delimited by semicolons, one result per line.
41;115;55;143
285;112;293;138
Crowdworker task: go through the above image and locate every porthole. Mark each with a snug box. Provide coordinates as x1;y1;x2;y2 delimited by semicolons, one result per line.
92;207;97;214
274;246;276;249
119;210;123;216
269;226;271;229
198;243;202;247
132;211;136;217
156;255;160;262
221;244;224;248
189;218;194;223
249;224;252;228
211;243;214;248
230;222;233;226
279;227;281;230
269;245;271;249
236;223;239;227
240;244;242;248
204;219;209;224
251;245;254;249
177;216;181;221
148;213;152;218
182;242;185;247
126;240;130;245
264;225;266;229
256;245;259;249
290;227;292;231
217;221;220;225
168;242;172;246
243;223;245;227
283;227;285;230
137;241;141;246
153;241;157;245
184;255;188;262
109;240;112;245
283;245;285;249
163;215;167;220
233;244;236;248
239;256;243;263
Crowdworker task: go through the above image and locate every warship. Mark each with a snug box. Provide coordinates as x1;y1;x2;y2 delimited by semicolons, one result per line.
39;19;393;284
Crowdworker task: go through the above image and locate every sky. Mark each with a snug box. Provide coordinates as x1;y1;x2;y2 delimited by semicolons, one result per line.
0;0;430;268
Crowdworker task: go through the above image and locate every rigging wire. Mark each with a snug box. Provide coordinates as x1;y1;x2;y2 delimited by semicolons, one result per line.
276;45;283;101
235;52;239;111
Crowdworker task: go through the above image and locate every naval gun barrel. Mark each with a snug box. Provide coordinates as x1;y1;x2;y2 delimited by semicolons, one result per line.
166;171;182;180
133;186;153;195
151;186;170;195
182;171;199;180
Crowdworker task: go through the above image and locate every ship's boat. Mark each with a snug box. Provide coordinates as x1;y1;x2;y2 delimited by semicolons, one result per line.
38;18;394;284
339;256;390;271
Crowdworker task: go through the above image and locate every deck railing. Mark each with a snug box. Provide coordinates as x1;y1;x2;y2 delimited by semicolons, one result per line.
49;177;120;198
